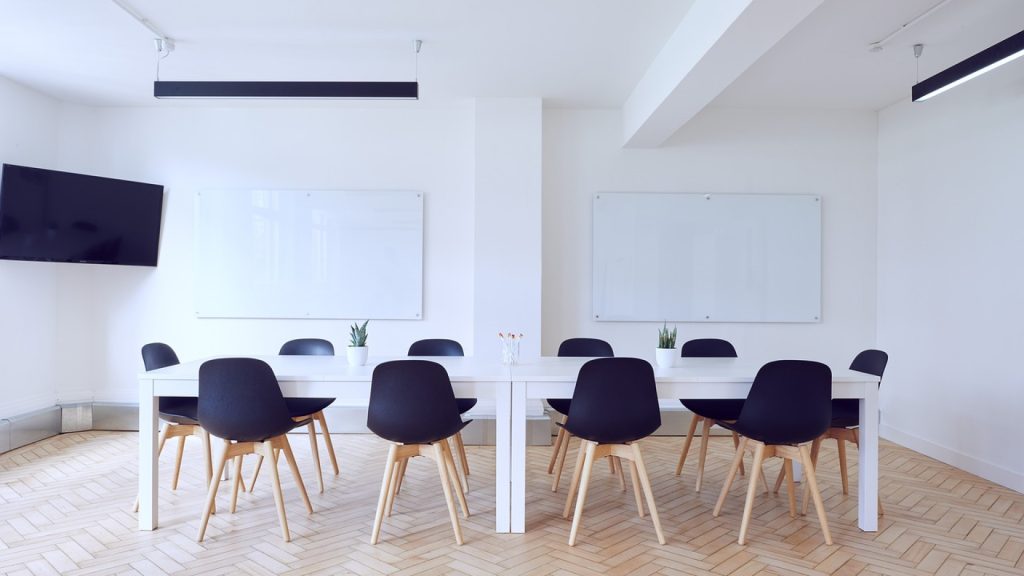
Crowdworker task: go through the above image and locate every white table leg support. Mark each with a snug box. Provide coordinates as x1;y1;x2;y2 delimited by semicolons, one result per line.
858;383;879;531
139;378;158;530
510;381;527;533
494;380;512;533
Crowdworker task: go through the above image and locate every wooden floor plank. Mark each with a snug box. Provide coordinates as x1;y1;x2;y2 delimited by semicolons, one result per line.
1;431;1023;575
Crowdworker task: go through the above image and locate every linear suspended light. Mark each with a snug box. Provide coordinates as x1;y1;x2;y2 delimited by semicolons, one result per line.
153;81;418;99
913;29;1024;102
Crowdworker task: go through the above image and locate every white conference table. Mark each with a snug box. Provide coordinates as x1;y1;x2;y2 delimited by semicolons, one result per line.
139;355;880;534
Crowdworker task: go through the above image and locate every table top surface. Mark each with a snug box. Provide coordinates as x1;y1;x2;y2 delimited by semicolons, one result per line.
141;355;878;384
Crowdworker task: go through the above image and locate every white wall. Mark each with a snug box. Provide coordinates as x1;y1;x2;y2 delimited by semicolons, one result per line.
55;104;475;404
0;77;61;418
543;107;878;368
877;64;1024;491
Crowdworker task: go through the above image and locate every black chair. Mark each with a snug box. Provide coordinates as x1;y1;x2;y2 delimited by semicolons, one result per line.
133;343;214;513
407;339;473;484
675;339;750;492
547;338;614;492
367;360;470;545
712;360;833;546
196;358;313;543
561;358;665;546
249;339;338;494
773;349;888;515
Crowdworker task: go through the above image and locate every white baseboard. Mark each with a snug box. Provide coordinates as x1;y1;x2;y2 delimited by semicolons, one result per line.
881;423;1024;493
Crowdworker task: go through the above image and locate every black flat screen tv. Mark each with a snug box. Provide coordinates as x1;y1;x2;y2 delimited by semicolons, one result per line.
0;164;164;266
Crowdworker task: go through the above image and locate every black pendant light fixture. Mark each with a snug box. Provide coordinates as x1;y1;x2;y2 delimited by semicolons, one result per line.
913;29;1024;102
153;81;418;100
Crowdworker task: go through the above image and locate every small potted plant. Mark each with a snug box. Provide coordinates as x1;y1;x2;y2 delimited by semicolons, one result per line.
656;322;677;368
347;320;369;366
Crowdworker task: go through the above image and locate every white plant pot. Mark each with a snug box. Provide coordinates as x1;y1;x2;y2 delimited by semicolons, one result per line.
347;346;368;366
655;348;677;368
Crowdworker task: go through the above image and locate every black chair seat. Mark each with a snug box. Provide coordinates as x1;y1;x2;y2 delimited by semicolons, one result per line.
456;398;477;414
158;396;199;425
285;397;335;418
830;399;860;428
547;398;572;416
679;399;743;422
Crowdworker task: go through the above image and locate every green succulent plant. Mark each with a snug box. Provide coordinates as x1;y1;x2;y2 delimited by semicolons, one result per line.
349;320;369;347
657;322;677;349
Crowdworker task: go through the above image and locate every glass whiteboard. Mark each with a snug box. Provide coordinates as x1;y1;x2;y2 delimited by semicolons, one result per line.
195;190;423;319
593;192;820;323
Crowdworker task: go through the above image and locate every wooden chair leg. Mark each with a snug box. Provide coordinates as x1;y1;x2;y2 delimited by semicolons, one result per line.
714;437;747;517
450;435;469;492
197;439;231;542
278;435;313;515
248;455;263;493
432;442;464;545
631;442;665;545
315;411;339;476
628;460;645;518
453;431;470;477
837;435;849;495
548;419;567;474
371;444;398;544
695;417;712;492
799;443;832;545
551;431;572;492
732;431;746;477
783;458;797;518
568;440;597;546
394;458;408;495
201;428;214;491
737;442;766;545
171;434;187;490
801;436;823;516
675;414;699;476
307;421;324;494
134;422;170;512
262;441;291;542
773;464;786;495
613;456;627;492
230;455;244;513
563;438;588;518
385;457;403;517
441;439;470;518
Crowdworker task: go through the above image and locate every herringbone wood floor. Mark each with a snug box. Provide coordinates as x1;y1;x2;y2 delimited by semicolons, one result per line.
1;432;1022;576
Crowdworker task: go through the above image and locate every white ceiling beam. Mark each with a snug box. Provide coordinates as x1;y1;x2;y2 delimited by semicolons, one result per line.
623;0;823;148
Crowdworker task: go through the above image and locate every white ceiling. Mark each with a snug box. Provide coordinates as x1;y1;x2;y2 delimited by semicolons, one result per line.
713;0;1024;110
0;0;1021;111
0;0;692;107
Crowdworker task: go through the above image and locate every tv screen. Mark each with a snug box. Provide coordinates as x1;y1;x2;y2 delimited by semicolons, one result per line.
0;164;164;266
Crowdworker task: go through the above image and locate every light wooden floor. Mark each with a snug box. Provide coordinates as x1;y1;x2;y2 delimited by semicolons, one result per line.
1;431;1023;576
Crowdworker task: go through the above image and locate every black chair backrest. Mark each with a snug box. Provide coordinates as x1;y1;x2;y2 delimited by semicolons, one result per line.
367;360;464;444
198;358;296;442
408;339;464;357
280;338;334;356
850;349;888;380
680;338;737;358
567;358;661;443
736;360;832;445
143;343;183;415
142;342;180;371
557;338;614;358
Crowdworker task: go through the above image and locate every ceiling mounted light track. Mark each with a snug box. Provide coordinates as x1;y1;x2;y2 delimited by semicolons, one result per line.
912;29;1024;102
153;80;418;99
111;1;422;100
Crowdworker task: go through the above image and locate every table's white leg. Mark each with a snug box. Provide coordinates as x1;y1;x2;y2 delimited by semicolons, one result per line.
510;381;526;533
139;377;158;530
494;380;512;533
858;382;879;531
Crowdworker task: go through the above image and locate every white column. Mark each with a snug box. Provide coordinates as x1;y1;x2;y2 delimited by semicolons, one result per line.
472;98;543;361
